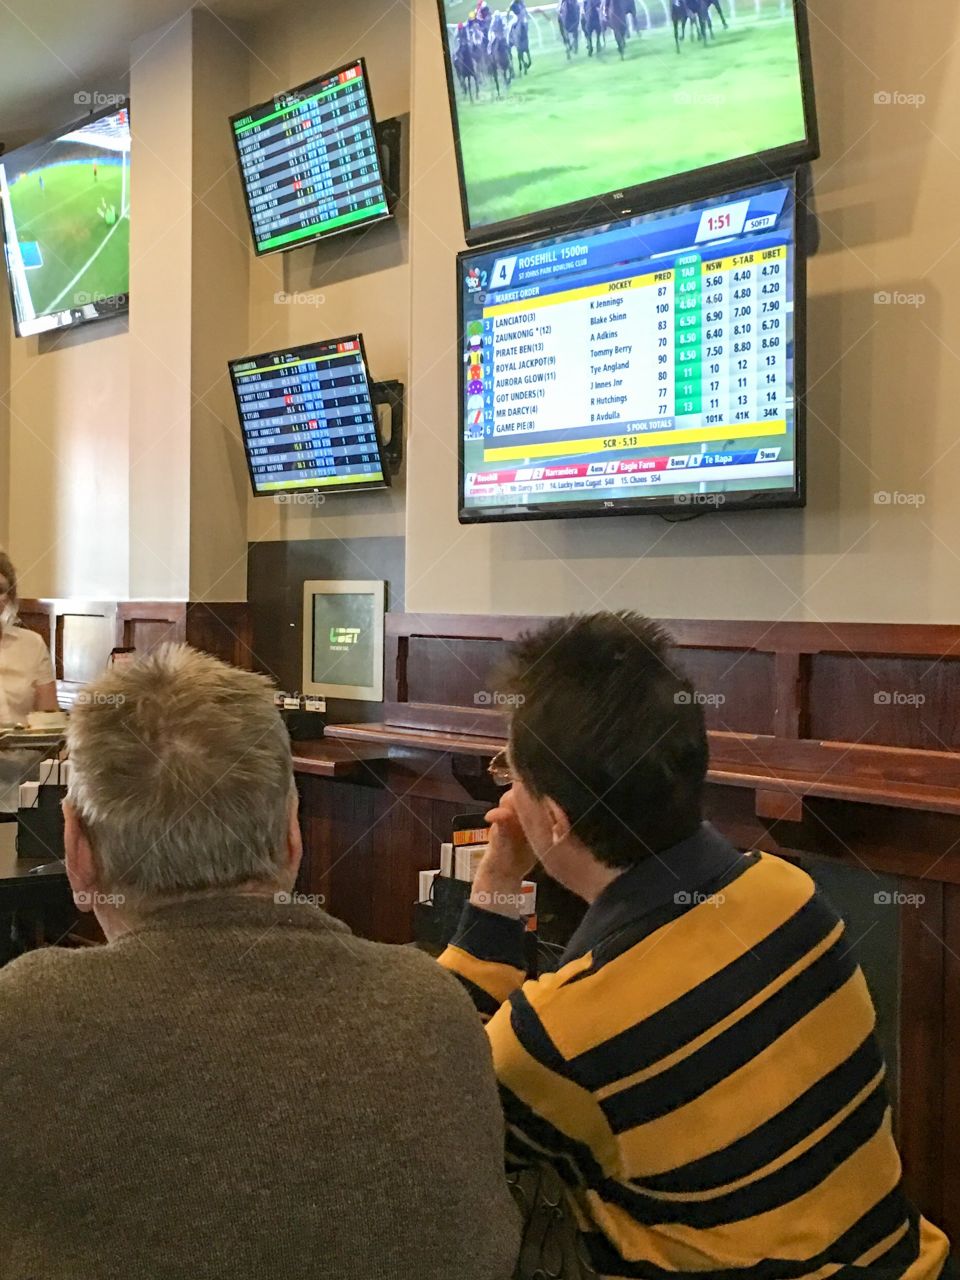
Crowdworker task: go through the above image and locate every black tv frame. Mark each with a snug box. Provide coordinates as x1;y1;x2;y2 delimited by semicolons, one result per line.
229;333;394;500
456;171;809;524
436;0;820;248
229;58;394;258
0;99;131;340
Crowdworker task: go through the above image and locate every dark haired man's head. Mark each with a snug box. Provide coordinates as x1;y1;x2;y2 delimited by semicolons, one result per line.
502;613;708;876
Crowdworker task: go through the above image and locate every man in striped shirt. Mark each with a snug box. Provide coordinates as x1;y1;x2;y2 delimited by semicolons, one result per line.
440;613;950;1279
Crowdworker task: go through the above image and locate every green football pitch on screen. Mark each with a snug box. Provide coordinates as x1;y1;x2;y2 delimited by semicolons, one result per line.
8;157;129;317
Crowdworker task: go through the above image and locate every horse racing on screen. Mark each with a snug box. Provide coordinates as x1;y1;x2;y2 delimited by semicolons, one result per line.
438;0;817;241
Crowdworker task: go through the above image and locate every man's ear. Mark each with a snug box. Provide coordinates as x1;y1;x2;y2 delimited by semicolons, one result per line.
62;801;98;913
544;796;573;847
285;790;303;879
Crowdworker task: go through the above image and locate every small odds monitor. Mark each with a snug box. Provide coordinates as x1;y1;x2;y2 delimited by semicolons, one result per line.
230;59;391;255
229;335;389;498
302;580;385;702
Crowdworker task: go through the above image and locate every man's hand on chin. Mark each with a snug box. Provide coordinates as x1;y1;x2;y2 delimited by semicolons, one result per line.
470;791;536;920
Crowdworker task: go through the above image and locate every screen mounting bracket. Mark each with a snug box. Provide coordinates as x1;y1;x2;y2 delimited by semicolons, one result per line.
371;379;405;474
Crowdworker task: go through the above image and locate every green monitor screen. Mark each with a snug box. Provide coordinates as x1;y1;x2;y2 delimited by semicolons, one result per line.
302;580;385;701
230;59;391;255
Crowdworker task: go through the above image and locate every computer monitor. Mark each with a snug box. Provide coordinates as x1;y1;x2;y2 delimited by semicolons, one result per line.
0;102;131;337
437;0;818;245
458;174;805;522
230;59;391;255
302;580;385;702
229;335;390;498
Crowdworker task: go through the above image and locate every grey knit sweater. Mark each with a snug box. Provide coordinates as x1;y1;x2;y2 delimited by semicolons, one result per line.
0;894;520;1279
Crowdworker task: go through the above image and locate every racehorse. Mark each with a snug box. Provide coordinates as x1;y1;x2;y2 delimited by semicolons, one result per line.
623;0;640;34
487;12;514;95
603;0;628;57
453;28;480;100
582;0;605;56
509;10;532;74
467;19;491;84
672;0;711;50
706;0;728;27
688;0;715;41
557;0;580;56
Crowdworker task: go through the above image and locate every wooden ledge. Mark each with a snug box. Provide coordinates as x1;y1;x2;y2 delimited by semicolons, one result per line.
291;740;391;779
322;723;960;819
324;722;504;757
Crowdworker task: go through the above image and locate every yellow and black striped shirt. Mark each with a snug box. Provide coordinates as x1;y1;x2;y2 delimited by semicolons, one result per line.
440;823;950;1279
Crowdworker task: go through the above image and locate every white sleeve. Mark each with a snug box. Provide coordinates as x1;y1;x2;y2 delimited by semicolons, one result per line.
29;632;55;688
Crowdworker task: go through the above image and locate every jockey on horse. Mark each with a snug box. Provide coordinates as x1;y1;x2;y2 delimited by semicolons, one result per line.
475;0;493;39
508;0;532;72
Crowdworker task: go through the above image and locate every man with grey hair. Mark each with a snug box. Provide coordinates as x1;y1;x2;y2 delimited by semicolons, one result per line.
0;644;519;1280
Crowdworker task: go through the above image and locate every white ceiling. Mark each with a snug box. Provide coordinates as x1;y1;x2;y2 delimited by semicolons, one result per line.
0;0;278;148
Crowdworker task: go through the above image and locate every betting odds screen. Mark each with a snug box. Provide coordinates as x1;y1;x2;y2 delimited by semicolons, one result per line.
230;60;390;255
229;336;389;497
458;177;802;520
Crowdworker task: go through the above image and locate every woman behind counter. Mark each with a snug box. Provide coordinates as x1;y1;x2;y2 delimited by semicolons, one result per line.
0;553;57;723
0;552;58;815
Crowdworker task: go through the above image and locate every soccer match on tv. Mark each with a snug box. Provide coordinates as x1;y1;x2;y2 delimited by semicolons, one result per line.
440;0;811;233
0;106;131;336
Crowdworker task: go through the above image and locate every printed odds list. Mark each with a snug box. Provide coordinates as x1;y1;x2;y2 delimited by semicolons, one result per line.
234;348;382;491
480;241;790;457
675;245;790;430
234;69;386;251
482;270;677;446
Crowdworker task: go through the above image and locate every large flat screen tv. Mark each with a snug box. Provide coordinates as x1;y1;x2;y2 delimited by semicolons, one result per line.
0;102;131;338
458;174;805;522
230;59;391;255
229;335;391;497
437;0;818;245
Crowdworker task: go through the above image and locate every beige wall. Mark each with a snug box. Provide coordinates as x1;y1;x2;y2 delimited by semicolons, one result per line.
188;11;252;601
406;0;960;623
245;0;410;548
127;14;193;601
7;318;131;599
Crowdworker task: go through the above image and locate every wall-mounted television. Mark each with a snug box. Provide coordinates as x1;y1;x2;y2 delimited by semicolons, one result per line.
229;335;391;498
230;59;391;255
436;0;818;245
0;102;131;338
458;174;805;522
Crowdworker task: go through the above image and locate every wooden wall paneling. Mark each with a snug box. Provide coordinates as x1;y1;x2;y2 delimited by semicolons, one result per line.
807;653;960;750
405;636;511;709
16;600;54;650
59;607;117;684
774;650;805;739
368;792;461;945
185;603;253;669
663;619;960;658
671;646;776;736
319;780;381;940
940;884;960;1242
895;880;945;1226
384;616;519;737
710;787;960;887
117;603;187;654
